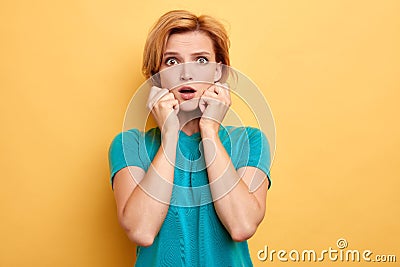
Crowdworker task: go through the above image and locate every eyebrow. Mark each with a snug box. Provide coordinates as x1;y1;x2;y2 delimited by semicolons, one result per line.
163;51;212;57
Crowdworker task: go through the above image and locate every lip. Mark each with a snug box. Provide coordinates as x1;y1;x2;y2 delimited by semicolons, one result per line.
177;86;197;100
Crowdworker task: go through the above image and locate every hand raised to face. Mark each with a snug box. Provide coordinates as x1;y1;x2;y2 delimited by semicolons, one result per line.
146;86;180;134
199;82;231;134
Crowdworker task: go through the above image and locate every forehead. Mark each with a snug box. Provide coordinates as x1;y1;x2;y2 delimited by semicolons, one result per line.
164;31;214;54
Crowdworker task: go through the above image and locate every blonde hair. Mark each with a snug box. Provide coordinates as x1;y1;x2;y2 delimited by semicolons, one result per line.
142;10;230;78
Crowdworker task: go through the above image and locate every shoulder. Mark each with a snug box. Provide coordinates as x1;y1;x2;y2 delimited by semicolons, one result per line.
108;127;161;154
219;125;265;140
110;127;160;143
111;128;140;143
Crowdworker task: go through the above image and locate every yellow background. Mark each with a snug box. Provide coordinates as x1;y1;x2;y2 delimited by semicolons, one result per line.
1;0;399;266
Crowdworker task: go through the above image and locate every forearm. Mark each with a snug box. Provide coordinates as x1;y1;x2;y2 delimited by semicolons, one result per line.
201;131;265;241
121;132;178;246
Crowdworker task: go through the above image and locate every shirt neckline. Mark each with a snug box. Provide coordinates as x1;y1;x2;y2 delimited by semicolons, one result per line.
179;130;201;140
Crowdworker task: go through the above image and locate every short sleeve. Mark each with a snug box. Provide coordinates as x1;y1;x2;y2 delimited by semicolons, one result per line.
108;129;145;189
237;127;272;189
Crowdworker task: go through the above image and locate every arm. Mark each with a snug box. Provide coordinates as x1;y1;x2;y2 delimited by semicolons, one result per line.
201;131;269;242
113;132;177;247
199;83;269;241
113;92;179;247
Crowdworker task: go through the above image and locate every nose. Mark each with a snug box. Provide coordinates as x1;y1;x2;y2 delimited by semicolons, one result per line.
179;64;193;81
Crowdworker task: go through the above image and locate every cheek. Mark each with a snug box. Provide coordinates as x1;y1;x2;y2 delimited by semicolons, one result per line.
192;66;216;83
159;68;180;89
195;84;209;94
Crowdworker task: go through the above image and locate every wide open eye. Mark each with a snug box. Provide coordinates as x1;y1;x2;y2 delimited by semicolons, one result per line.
196;57;209;64
165;57;179;66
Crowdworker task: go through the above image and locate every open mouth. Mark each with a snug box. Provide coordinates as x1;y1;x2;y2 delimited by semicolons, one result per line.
178;86;197;100
178;86;196;93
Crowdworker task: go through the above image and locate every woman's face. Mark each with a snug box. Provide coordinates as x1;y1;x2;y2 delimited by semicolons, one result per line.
158;31;221;112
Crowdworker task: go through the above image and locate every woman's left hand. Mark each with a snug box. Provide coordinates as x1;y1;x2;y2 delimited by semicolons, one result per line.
199;82;231;135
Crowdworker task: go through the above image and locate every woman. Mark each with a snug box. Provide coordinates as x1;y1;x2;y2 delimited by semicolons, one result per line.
109;10;271;266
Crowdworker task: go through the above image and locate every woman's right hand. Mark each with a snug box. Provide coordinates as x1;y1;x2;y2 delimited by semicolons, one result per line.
147;86;180;134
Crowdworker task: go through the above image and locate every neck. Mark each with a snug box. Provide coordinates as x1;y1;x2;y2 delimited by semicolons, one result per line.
177;108;203;136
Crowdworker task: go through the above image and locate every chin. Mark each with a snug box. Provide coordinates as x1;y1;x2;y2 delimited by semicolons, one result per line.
179;98;200;112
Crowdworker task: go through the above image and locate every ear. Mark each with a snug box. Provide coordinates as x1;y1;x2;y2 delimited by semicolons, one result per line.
214;62;222;82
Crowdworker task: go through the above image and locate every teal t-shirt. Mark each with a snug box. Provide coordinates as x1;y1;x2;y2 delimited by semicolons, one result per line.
108;125;271;267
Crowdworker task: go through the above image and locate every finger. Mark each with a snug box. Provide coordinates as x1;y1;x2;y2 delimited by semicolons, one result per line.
160;92;176;101
149;87;169;105
162;98;179;107
148;86;162;100
206;84;217;93
202;89;219;98
199;97;206;113
216;82;229;93
205;83;215;91
147;87;169;110
215;82;229;89
200;96;226;108
173;100;179;114
202;93;230;109
215;82;230;95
